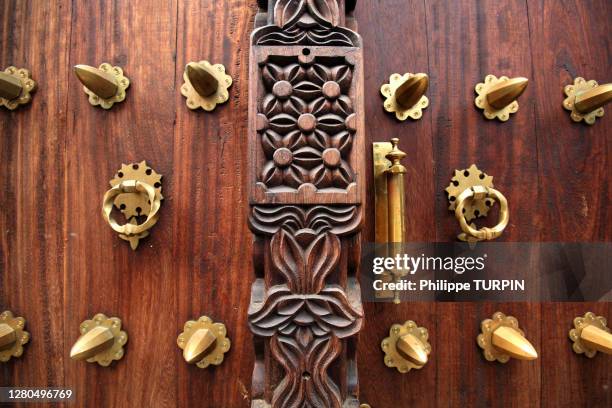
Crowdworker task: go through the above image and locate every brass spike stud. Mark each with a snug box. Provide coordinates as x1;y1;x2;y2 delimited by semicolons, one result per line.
181;61;232;111
177;316;231;368
74;63;130;109
569;312;612;358
382;320;431;373
0;311;29;362
475;75;528;121
70;313;127;367
477;311;537;363
563;77;612;125
381;72;429;121
0;67;37;110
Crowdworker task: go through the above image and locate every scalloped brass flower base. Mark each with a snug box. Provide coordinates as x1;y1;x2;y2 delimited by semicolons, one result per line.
0;66;37;110
181;61;232;111
563;77;612;125
445;164;494;223
70;313;128;367
0;311;30;362
445;165;508;243
381;320;431;373
103;161;163;250
177;316;231;368
475;75;528;121
477;311;537;363
569;312;612;358
74;63;130;109
381;73;429;121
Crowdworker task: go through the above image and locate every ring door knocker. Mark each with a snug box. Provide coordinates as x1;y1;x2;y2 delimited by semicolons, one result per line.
445;164;509;242
101;161;163;250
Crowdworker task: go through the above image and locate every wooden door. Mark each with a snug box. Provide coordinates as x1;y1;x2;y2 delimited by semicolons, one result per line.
1;1;610;408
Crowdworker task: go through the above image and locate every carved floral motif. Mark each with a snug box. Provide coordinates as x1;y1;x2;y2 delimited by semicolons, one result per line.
249;2;363;406
249;204;362;408
254;0;357;47
258;58;357;190
274;0;340;28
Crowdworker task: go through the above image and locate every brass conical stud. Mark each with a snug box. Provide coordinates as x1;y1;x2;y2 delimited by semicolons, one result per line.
70;313;127;367
381;73;429;121
0;67;37;110
74;63;130;109
177;316;231;368
382;320;431;373
563;77;612;125
569;312;612;358
475;75;528;121
477;311;537;363
0;311;29;362
181;61;232;111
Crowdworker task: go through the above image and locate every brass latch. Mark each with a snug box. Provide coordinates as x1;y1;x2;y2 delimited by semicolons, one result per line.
373;138;408;302
373;138;407;244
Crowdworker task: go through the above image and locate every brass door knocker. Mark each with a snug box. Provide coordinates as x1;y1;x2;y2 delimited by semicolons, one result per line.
445;164;509;242
101;161;163;250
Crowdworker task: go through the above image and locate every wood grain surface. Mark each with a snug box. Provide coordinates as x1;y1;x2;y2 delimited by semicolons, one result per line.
0;0;610;407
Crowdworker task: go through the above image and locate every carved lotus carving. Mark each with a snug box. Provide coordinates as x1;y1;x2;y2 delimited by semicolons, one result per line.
249;285;362;341
274;0;340;28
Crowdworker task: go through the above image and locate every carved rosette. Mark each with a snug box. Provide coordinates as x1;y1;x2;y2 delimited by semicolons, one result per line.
249;1;364;407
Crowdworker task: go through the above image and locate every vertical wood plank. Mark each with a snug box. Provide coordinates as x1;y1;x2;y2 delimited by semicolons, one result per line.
173;1;255;407
425;1;542;406
356;0;437;407
527;0;610;242
527;1;611;406
0;0;71;401
63;1;178;406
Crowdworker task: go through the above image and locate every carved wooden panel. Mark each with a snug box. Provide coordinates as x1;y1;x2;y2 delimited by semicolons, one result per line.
248;1;364;407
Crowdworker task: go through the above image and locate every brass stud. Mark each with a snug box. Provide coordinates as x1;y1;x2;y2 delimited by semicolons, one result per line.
563;77;612;125
477;311;537;363
181;61;232;111
475;75;528;121
569;312;612;358
382;320;431;373
381;72;429;121
177;316;231;368
70;313;127;367
0;67;36;110
74;63;130;109
0;311;29;362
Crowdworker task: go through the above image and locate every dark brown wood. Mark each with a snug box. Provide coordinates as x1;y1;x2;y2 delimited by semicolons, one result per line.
355;0;610;407
173;1;255;407
247;1;365;406
62;1;179;406
0;0;71;395
0;0;610;407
